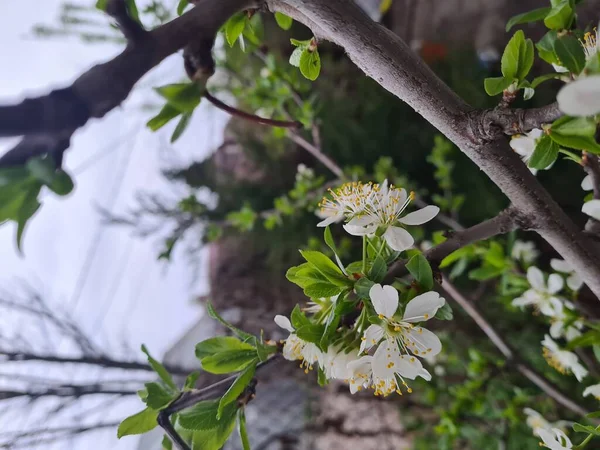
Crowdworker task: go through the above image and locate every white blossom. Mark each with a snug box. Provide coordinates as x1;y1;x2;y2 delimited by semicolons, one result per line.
583;383;600;400
537;428;573;450
524;408;553;436
316;181;374;227
322;346;359;380
582;174;593;191
542;335;588;382
274;315;323;371
582;199;600;220
557;75;600;117
509;129;546;174
550;311;583;342
511;240;539;264
512;267;564;317
550;259;583;291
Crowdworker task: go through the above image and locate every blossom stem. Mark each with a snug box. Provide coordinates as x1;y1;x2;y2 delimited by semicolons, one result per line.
575;426;600;449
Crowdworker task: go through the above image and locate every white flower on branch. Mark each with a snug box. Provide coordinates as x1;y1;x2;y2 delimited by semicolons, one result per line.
582;174;593;191
316;181;373;227
322;346;359;380
509;129;548;174
542;335;588;382
582;199;600;220
360;284;444;358
524;408;555;436
343;181;439;252
537;428;573;450
274;315;323;371
511;240;539;264
550;259;583;291
512;267;564;317
557;75;600;117
583;383;600;400
549;311;583;342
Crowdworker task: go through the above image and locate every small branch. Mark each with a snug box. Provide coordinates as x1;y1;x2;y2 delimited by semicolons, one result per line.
105;0;148;42
0;131;73;167
204;92;302;129
0;385;136;400
440;276;590;417
0;422;119;448
413;197;465;232
385;207;521;282
287;132;344;178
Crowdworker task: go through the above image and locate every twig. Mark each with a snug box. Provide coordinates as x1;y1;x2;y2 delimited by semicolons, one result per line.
0;422;119;448
204;92;302;129
287;132;344;178
440;276;589;417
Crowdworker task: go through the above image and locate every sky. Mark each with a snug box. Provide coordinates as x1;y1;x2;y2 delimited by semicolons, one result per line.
0;1;228;448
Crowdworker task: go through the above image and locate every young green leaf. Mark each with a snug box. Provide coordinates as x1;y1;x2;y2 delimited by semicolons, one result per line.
469;265;505;281
237;408;251;450
171;111;193;143
299;49;321;81
177;0;189;15
484;77;513;96
354;277;375;299
16;186;41;252
324;226;346;274
190;411;237;450
201;350;258;375
274;12;293;30
206;302;255;341
49;170;75;196
144;382;176;410
501;30;526;80
406;253;434;290
147;104;181;131
26;157;56;185
286;263;329;289
536;30;560;65
369;256;387;283
549;132;600;154
529;135;559;169
154;83;202;113
289;46;303;67
554;33;586;74
141;344;177;391
552;116;597;137
179;399;237;431
544;0;573;30
196;336;255;360
530;72;562;88
299;250;350;286
506;7;551;31
162;435;173;450
117;408;158;438
435;302;453;320
218;363;256;418
225;13;248;48
295;324;326;344
184;372;201;390
303;282;343;299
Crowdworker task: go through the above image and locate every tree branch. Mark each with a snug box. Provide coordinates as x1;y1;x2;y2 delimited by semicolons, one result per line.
267;0;600;299
440;276;590;417
105;0;147;43
473;102;562;139
0;384;136;400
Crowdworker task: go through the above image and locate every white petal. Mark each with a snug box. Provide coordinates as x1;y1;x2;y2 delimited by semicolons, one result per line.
371;341;397;378
383;226;414;252
582;174;594;191
403;291;445;322
567;273;584;291
316;212;343;227
572;360;589;382
369;284;399;318
399;205;440;225
542;335;559;352
512;293;535;307
547;274;564;295
583;383;600;398
393;354;425;380
274;315;294;332
343;216;378;236
510;135;535;157
549;320;563;339
550;259;572;274
405;326;443;357
583;199;600;221
360;324;385;353
527;266;545;291
557;75;600;116
418;367;432;381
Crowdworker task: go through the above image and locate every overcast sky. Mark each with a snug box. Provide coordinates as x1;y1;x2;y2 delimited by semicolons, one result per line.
0;1;228;448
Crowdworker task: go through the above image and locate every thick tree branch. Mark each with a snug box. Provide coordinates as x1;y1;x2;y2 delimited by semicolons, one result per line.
0;350;192;376
105;0;148;42
267;0;600;299
473;102;562;139
440;276;590;417
384;207;521;282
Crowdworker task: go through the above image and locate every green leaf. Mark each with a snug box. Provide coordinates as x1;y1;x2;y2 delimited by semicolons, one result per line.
290;38;312;47
26;156;56;185
552;116;597;137
324;227;346;274
190;412;237;450
155;83;202;113
196;337;255;360
566;330;600;350
435;302;453;320
162;435;173;450
49;170;74;196
141;345;177;391
517;37;535;81
237;408;251;450
303;282;343;298
289;47;303;67
218;363;256;419
179;399;237;431
406;253;434;290
369;256;387;283
171;111;193;143
586;411;600;419
573;423;600;435
201;350;258;375
537;30;560;65
206;302;255;341
354;277;375;299
225;13;248;48
531;72;562;88
484;77;513;96
274;12;293;30
286;263;329;289
290;304;310;329
177;0;189;15
299;250;350;286
124;0;140;23
299;49;321;81
469;265;505;281
16;186;41;252
144;382;176;410
117;408;158;438
295;324;326;344
502;30;525;79
544;0;573;30
0;167;29;186
554;33;586;74
506;7;551;31
529;135;559;169
549;132;600;154
147;104;181;131
320;309;341;349
184;372;200;390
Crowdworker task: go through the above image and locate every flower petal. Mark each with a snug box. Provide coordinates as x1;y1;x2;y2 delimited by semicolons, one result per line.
274;315;294;332
403;291;445;322
567;273;584;291
510;134;535;157
557;75;600;116
547;273;564;295
360;324;385;353
550;258;572;274
582;174;593;191
583;199;600;221
393;354;425;380
405;327;443;357
383;226;414;252
369;284;399;318
399;205;440;225
316;212;344;227
527;266;545;291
